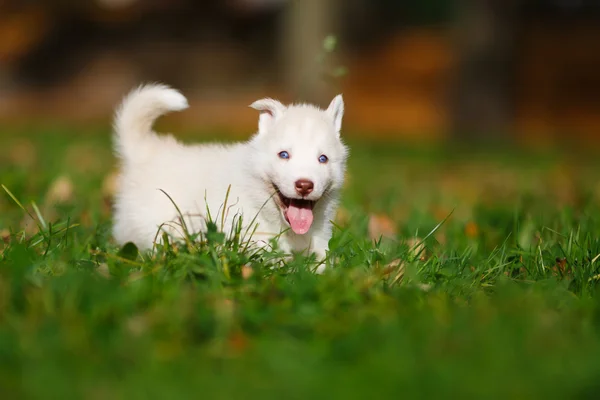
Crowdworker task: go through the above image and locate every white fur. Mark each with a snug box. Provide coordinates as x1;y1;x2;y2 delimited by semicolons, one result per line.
112;83;348;272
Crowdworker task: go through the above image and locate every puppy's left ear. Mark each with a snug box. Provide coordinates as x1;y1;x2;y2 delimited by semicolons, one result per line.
327;94;344;135
250;98;286;136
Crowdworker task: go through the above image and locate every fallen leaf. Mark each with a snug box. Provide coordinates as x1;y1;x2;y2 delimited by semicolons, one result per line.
382;258;403;276
241;264;253;280
552;257;571;278
406;237;426;260
465;221;479;238
555;257;567;274
382;258;406;284
19;213;39;236
368;213;397;240
228;331;249;354
0;229;10;243
46;175;74;205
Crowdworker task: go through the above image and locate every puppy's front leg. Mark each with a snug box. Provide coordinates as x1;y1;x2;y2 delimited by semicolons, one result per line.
311;238;330;274
246;232;274;254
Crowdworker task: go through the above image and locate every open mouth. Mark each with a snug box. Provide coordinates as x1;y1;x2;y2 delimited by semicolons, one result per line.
273;185;316;235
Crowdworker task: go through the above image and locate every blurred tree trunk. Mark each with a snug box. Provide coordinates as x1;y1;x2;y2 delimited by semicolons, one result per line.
451;0;521;139
282;0;337;104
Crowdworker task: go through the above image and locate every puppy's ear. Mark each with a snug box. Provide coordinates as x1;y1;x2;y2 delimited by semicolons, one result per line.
327;94;344;135
249;98;286;135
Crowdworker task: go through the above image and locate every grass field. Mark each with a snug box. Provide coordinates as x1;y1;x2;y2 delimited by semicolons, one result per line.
1;127;600;399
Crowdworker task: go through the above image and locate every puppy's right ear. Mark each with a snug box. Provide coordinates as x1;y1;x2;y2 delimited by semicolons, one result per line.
249;98;286;135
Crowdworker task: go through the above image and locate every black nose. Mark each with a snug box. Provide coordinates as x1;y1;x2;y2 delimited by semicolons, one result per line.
295;179;314;196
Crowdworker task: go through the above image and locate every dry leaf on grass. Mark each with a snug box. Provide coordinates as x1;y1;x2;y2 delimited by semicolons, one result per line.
41;175;75;223
19;214;39;236
46;175;74;205
383;258;406;284
0;229;10;243
228;331;250;354
382;258;403;275
241;264;253;280
551;257;571;278
465;221;479;238
406;237;427;260
368;213;397;240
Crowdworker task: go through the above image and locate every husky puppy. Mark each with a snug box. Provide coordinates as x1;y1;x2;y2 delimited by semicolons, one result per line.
112;84;348;270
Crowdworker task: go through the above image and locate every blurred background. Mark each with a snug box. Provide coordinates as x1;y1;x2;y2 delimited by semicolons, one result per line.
1;0;600;142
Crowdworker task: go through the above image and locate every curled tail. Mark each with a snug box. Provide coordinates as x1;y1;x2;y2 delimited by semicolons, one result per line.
113;83;188;162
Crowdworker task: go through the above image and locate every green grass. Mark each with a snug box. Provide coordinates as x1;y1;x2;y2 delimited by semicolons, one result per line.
2;128;600;399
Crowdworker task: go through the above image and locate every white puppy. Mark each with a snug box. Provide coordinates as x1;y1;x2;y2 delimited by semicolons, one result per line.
112;84;348;270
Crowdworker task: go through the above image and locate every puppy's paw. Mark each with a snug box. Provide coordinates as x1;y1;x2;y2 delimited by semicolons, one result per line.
314;263;327;274
312;247;329;274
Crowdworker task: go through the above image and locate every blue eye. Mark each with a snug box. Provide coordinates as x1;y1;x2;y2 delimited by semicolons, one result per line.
318;154;328;163
278;151;290;159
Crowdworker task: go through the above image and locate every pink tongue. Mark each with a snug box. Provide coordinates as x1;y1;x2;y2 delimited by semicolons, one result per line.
286;203;314;235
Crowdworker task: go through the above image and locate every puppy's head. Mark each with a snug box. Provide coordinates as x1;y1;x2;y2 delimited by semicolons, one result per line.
249;95;348;235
